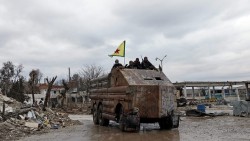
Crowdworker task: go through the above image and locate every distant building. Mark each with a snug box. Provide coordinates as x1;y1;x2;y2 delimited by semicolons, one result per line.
174;81;250;101
38;83;64;98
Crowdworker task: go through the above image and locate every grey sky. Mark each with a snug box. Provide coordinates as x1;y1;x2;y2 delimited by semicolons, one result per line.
0;0;250;82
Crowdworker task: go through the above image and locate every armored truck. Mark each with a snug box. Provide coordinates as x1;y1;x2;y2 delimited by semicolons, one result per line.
89;68;179;131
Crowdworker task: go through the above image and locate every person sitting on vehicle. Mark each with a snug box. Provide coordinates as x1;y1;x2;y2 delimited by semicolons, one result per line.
141;56;156;70
112;59;123;69
133;58;142;69
125;61;134;69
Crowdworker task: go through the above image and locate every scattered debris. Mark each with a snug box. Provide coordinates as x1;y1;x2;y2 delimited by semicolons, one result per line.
177;98;187;107
0;93;83;141
0;94;14;103
186;109;230;117
25;122;39;128
232;100;250;117
213;112;230;116
186;109;209;117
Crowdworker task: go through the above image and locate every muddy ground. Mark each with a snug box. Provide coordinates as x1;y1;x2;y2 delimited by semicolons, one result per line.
20;114;250;141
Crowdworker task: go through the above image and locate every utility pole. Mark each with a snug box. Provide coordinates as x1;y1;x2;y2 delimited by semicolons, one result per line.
155;55;167;71
68;67;71;82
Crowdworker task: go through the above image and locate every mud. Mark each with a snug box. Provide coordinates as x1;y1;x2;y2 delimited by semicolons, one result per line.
20;114;250;141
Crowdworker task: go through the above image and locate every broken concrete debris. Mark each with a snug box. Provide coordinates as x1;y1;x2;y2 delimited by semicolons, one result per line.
0;94;82;141
232;100;250;117
25;122;39;128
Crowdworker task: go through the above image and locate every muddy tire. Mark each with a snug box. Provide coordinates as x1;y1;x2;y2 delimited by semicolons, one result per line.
93;104;99;125
98;104;109;126
119;121;125;131
173;115;180;128
135;124;140;132
118;107;125;131
159;116;173;130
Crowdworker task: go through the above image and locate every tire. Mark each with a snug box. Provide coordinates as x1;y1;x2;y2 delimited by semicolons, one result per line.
159;120;164;129
98;104;109;126
118;107;125;131
135;123;140;132
119;122;125;131
93;104;99;125
159;116;173;130
173;115;180;128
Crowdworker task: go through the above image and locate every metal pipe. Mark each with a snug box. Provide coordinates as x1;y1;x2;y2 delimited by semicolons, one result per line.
156;55;167;71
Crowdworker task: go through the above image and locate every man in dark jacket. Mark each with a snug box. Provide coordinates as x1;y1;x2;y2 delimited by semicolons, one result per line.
125;61;134;69
112;59;123;69
133;58;141;69
141;56;156;70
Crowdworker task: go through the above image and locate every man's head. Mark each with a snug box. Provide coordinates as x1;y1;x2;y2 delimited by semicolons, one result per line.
115;59;119;64
129;61;133;65
135;58;139;62
144;57;148;61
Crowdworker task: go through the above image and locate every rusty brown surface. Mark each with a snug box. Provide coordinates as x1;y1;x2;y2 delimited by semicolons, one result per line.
89;93;128;100
120;69;173;86
131;85;160;118
160;85;175;117
102;101;115;107
89;68;176;121
110;69;128;86
90;86;128;93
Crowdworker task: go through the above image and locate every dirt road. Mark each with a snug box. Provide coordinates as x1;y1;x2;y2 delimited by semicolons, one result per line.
20;115;250;141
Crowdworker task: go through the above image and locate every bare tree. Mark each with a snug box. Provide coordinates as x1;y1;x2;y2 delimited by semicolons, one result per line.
60;79;69;108
37;70;43;84
14;64;24;82
0;61;15;95
0;61;25;117
29;69;42;104
43;76;57;110
0;61;14;117
79;64;105;94
9;77;25;102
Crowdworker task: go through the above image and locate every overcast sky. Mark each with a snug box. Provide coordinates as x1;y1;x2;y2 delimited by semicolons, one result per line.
1;0;250;82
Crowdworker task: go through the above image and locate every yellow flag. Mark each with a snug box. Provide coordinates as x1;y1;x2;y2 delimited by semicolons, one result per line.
109;40;125;57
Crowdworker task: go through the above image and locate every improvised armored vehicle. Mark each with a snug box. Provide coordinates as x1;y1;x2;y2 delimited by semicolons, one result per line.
89;68;179;131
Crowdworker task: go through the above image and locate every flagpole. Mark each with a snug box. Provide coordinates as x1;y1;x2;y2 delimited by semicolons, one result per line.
124;40;126;65
124;57;125;65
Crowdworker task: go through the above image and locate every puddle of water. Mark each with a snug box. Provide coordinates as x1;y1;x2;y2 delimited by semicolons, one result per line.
69;114;92;121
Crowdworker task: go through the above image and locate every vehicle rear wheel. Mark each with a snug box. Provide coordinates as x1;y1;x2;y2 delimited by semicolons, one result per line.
98;104;109;126
93;104;99;125
173;115;180;128
159;116;173;130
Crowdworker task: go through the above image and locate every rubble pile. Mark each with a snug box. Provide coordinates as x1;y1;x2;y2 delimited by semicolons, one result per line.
0;94;82;141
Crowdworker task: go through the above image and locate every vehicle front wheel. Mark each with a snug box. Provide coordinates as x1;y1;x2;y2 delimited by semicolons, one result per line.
173;115;180;128
93;104;99;125
118;107;125;131
98;104;109;126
